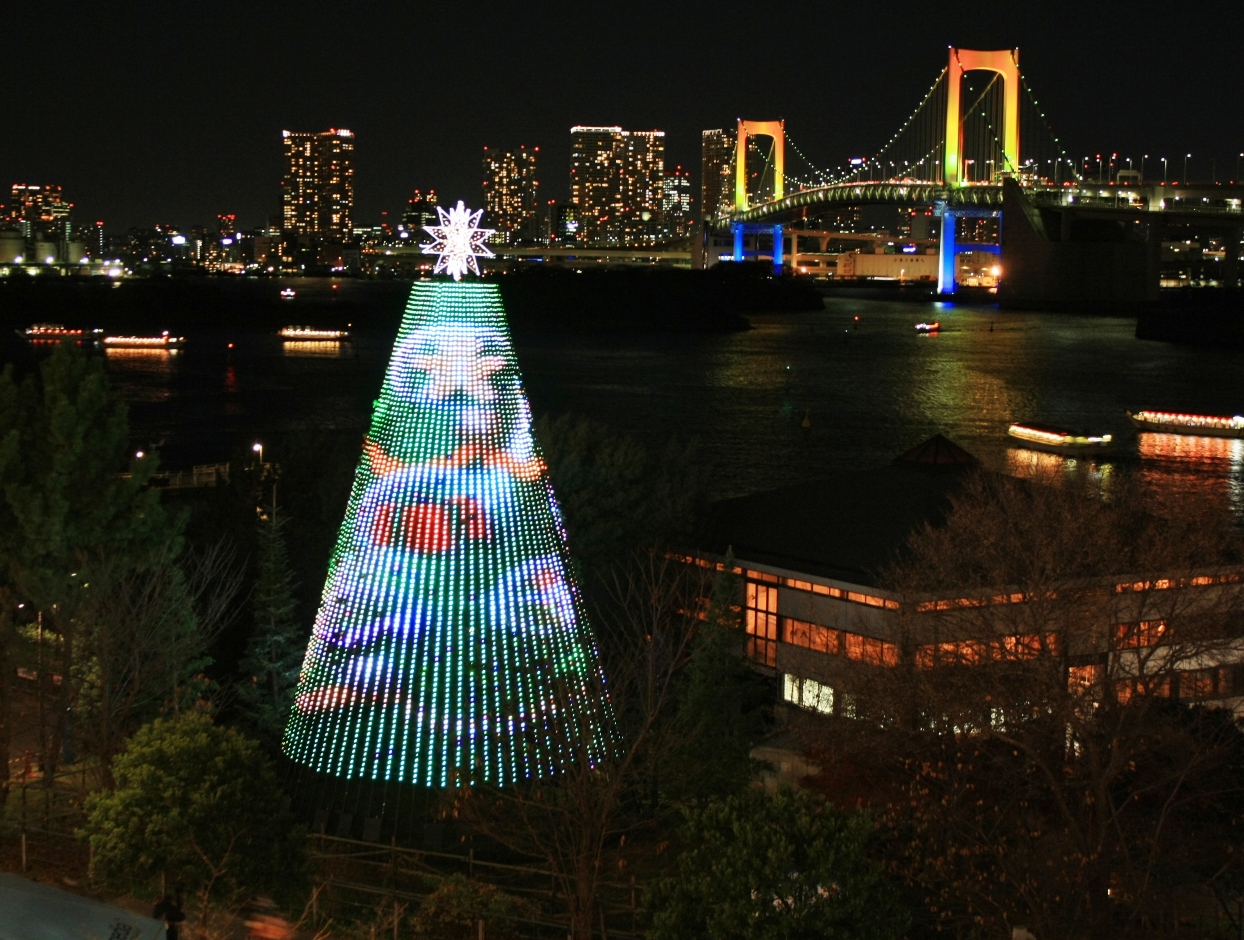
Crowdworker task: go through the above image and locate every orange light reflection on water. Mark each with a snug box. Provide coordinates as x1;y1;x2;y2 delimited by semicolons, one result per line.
103;347;178;403
1137;433;1244;516
282;340;346;358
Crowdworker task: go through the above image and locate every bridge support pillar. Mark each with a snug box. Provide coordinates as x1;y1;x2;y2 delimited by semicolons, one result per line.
732;223;744;263
773;224;784;274
938;209;958;294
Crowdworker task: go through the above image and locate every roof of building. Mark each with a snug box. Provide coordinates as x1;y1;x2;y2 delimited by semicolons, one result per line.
702;435;980;585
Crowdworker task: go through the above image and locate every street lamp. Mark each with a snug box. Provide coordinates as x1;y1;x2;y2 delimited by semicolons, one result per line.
1184;153;1191;182
253;441;263;465
1162;157;1168;183
1142;155;1148;182
1238;153;1242;183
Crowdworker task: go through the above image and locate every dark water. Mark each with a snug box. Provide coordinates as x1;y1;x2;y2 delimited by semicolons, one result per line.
25;278;1244;511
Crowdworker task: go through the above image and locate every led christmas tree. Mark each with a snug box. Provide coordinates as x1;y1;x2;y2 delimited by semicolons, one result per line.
284;203;614;787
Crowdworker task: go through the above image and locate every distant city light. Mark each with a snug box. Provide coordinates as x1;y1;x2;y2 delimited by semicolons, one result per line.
171;235;186;245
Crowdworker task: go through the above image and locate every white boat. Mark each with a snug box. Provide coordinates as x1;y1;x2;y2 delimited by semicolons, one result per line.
278;326;351;340
102;331;186;349
1007;423;1118;455
19;324;103;342
1127;410;1244;439
915;321;941;333
280;288;296;299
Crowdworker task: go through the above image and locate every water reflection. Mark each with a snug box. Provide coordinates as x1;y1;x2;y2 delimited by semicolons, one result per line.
103;347;179;403
1005;446;1117;494
1138;433;1244;516
283;340;350;358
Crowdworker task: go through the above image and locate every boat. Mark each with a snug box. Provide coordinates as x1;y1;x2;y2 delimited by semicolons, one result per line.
280;288;296;300
1007;422;1119;455
19;324;103;342
102;331;186;349
915;321;940;333
1127;410;1244;439
278;326;351;340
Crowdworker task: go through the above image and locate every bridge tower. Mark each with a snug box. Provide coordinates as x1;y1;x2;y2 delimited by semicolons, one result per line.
939;48;1018;293
732;119;786;271
943;47;1019;186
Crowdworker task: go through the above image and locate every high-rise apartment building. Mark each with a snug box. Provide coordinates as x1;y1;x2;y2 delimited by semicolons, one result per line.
569;126;666;246
620;131;665;246
281;128;355;240
700;129;736;221
569;126;622;246
481;145;539;245
662;166;693;240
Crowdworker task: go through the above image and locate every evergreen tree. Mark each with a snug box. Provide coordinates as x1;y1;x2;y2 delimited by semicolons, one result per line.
237;505;303;748
0;343;171;779
83;712;305;919
647;788;908;940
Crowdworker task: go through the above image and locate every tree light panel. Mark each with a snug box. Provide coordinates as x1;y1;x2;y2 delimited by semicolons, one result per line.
284;281;615;787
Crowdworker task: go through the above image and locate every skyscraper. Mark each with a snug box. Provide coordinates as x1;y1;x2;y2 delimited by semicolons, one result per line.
569;126;622;246
481;145;540;245
281;128;356;240
619;131;665;246
662;165;693;240
569;126;666;246
401;190;438;234
8;184;72;239
700;129;735;221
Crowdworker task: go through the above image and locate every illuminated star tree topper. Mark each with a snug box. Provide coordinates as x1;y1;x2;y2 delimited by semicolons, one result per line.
421;201;496;280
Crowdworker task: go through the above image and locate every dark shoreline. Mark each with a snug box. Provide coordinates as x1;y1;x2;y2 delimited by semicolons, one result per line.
0;265;826;336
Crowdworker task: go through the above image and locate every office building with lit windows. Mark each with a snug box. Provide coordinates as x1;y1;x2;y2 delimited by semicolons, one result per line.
482;145;539;245
693;435;1244;741
7;184;72;238
281;128;355;239
569;125;666;246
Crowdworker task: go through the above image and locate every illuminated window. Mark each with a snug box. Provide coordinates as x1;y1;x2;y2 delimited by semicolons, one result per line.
844;633;898;667
745;581;778;666
782;674;834;715
1114;620;1168;649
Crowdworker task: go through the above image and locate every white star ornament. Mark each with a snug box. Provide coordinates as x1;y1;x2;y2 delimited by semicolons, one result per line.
420;201;496;280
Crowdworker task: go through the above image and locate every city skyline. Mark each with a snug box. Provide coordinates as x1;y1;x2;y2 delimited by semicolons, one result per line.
3;3;1242;231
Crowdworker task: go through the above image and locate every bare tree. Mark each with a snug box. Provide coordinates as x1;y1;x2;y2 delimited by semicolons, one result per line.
837;468;1244;939
454;552;741;939
74;538;244;779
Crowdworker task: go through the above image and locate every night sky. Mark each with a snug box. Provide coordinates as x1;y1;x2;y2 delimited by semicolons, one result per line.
4;1;1242;231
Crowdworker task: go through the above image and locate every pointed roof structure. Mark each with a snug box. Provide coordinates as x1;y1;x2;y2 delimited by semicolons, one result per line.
893;433;979;469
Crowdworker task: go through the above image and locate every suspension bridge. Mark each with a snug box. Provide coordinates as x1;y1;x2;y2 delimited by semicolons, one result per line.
717;47;1244;304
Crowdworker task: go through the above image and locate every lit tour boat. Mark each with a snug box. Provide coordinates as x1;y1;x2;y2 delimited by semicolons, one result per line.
278;326;351;340
915;321;941;333
280;288;297;300
19;323;103;342
102;331;186;349
1127;410;1244;439
1007;422;1118;455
